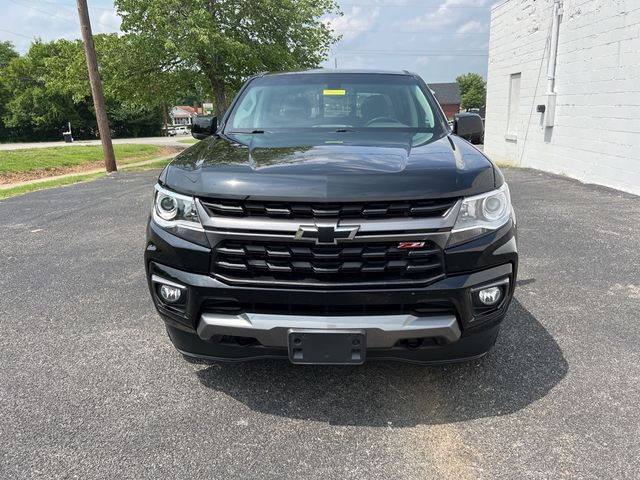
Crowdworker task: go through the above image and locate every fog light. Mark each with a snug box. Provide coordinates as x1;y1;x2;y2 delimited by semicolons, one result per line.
159;284;182;303
478;286;502;306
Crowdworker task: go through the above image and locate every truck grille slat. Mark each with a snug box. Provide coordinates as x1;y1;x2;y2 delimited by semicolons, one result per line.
201;198;457;219
213;240;445;288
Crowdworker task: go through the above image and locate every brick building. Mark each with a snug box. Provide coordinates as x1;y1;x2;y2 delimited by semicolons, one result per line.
429;83;461;119
484;0;640;195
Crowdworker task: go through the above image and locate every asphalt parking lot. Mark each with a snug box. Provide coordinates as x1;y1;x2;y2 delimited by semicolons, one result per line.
1;167;639;479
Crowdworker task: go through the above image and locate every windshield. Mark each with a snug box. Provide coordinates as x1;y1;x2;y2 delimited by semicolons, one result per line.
226;73;444;134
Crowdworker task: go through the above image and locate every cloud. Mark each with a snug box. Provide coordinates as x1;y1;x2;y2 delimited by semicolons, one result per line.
1;4;79;52
0;2;121;53
335;55;367;70
325;6;380;42
456;20;484;35
408;0;489;28
95;9;122;33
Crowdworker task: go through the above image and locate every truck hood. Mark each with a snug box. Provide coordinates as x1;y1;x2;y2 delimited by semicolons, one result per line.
161;131;497;201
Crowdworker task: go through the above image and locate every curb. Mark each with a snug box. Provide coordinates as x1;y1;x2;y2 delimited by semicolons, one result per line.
0;153;176;190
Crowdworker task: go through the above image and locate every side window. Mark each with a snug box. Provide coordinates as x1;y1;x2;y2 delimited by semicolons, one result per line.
411;86;434;128
507;73;521;136
232;87;260;128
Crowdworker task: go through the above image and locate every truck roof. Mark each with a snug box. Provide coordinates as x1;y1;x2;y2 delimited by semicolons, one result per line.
260;69;415;77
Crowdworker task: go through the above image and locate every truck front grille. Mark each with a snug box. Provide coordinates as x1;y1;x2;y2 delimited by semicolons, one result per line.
212;240;445;288
201;198;457;219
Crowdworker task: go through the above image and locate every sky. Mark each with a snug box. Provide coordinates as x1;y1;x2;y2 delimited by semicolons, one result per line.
0;0;492;83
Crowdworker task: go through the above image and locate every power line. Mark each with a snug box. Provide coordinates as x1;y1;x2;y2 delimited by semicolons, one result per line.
0;28;35;40
336;49;488;57
11;0;120;32
11;0;79;24
332;28;489;35
40;0;117;11
341;2;491;8
339;49;488;53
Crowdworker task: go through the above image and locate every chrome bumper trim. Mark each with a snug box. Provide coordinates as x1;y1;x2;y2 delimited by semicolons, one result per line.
204;230;452;249
195;199;461;234
197;313;461;348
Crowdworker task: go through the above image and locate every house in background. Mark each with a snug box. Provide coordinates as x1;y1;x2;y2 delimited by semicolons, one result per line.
429;83;461;119
170;105;204;126
484;0;640;195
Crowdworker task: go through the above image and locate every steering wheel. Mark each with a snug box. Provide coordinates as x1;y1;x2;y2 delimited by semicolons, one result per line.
365;116;401;126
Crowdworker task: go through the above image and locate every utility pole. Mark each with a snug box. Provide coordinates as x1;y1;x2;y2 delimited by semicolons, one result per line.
76;0;117;172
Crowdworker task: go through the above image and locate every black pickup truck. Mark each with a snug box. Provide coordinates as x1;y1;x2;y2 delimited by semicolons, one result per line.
145;70;517;365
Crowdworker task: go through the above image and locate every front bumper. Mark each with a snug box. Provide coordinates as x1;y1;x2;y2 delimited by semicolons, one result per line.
146;263;515;364
196;311;461;348
145;216;517;364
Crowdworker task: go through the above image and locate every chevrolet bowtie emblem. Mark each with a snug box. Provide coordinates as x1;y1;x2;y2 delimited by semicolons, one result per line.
295;223;360;245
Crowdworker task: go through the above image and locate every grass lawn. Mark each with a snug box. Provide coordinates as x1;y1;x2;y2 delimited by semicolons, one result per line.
177;139;199;144
0;172;106;200
0;144;165;175
0;158;171;200
126;158;172;171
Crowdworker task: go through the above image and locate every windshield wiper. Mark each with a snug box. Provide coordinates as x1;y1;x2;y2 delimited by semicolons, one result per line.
227;129;266;134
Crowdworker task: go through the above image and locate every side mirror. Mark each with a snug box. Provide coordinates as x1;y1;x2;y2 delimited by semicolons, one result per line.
454;113;484;144
192;115;217;140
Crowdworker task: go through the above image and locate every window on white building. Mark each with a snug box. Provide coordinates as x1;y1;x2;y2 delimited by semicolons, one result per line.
506;73;521;138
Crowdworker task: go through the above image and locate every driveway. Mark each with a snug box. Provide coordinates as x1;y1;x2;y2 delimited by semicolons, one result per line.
1;168;639;479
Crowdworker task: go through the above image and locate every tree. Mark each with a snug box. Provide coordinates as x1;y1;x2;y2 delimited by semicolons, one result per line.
0;37;173;141
456;73;487;110
100;33;203;133
114;0;341;118
0;42;20;138
0;41;19;69
0;40;91;140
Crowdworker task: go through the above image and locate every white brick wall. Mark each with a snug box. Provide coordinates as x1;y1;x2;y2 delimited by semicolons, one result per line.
485;0;640;195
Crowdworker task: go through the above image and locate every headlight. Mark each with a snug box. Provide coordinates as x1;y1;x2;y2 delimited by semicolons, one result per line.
152;184;208;246
448;183;513;246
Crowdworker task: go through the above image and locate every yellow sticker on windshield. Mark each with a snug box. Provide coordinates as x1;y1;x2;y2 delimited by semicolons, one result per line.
323;89;346;96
